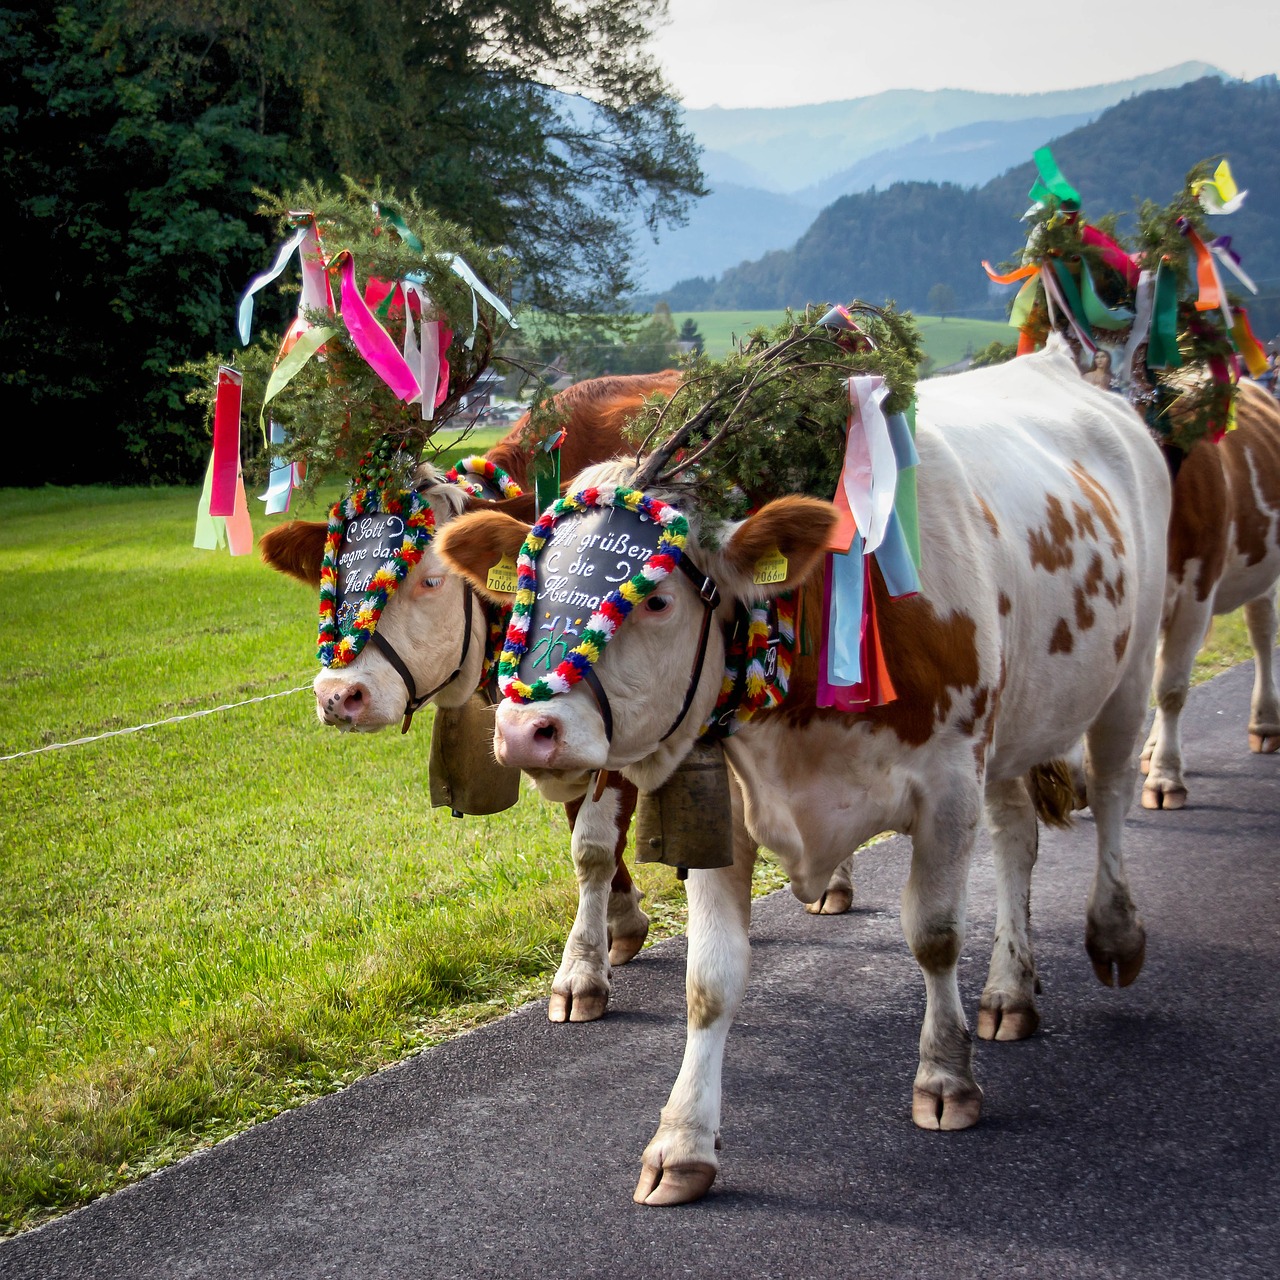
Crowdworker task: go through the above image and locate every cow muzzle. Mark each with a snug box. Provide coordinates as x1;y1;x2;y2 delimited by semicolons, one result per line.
314;674;378;730
494;699;606;773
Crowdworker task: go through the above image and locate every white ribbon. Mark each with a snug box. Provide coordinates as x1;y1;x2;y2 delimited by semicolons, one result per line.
259;421;295;514
1119;270;1156;392
1209;244;1258;295
237;226;307;345
445;254;518;350
841;377;897;555
401;280;442;421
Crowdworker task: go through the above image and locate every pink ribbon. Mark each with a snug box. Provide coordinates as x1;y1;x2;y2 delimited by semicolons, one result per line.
1081;225;1140;288
337;254;421;403
209;367;243;516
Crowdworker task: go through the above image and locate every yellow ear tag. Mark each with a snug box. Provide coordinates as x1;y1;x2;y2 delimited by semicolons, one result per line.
486;554;519;593
752;548;789;586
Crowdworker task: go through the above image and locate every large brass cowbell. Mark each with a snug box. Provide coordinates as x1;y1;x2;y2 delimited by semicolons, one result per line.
428;693;522;817
635;740;734;876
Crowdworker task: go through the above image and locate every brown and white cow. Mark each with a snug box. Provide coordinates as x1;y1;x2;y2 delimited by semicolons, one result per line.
261;374;681;1021
1140;380;1280;809
439;343;1170;1204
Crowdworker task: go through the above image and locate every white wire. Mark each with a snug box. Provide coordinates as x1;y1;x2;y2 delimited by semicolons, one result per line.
0;684;313;763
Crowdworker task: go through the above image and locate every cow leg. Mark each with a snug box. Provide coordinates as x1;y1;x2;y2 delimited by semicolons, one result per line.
804;853;855;915
605;777;650;965
551;783;629;1023
903;779;983;1131
977;777;1040;1041
1141;593;1210;809
1084;686;1147;987
1244;591;1280;754
635;790;757;1207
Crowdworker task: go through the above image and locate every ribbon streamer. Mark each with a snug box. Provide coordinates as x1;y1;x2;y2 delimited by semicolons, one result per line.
259;421;295;515
337;253;422;403
1147;263;1183;370
444;254;519;350
209;367;243;516
1231;309;1269;378
1192;160;1247;215
1028;146;1081;210
238;227;307;346
259;324;336;434
841;376;897;555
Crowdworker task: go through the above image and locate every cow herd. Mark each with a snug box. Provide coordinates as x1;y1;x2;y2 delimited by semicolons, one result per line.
260;347;1280;1207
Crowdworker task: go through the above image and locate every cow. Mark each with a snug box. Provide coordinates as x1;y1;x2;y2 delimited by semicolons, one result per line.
260;373;680;1021
1139;380;1280;809
437;342;1171;1205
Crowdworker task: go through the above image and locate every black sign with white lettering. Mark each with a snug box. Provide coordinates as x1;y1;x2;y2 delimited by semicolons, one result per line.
334;504;410;635
516;505;659;685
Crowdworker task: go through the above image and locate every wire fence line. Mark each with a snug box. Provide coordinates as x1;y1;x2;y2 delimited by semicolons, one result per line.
0;683;314;763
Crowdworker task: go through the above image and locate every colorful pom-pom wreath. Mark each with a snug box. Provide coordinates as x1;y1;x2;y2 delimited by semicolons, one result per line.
445;455;523;500
497;485;689;704
317;484;434;668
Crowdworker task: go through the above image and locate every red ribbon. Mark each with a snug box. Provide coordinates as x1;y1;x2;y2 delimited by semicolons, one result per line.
210;367;243;517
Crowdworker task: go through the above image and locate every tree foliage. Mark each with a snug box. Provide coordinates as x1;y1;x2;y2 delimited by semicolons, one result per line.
1;0;703;485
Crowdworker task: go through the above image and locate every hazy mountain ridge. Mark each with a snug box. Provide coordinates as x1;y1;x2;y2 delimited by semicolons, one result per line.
632;62;1225;292
681;61;1225;193
650;77;1280;340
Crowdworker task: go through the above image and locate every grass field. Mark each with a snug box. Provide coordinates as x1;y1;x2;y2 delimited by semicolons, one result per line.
0;485;727;1235
0;484;1255;1234
672;311;1013;365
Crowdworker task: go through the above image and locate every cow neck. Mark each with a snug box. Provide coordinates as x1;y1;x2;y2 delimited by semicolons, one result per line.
580;551;721;746
701;592;800;741
371;579;476;734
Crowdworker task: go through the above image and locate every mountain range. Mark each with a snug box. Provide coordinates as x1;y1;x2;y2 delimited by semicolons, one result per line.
633;61;1227;294
636;74;1280;342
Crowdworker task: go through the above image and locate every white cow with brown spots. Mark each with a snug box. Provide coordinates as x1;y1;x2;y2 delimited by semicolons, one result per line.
1140;381;1280;809
439;344;1170;1205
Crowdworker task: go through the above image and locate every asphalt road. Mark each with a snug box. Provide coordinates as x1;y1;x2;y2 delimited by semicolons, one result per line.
4;660;1278;1279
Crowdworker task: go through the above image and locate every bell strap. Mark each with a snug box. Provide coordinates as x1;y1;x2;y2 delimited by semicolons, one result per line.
370;581;476;733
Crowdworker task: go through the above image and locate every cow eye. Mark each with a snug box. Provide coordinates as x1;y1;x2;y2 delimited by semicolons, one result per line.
643;594;672;614
419;575;446;591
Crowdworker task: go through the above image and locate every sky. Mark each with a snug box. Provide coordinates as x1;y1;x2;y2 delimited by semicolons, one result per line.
650;0;1280;109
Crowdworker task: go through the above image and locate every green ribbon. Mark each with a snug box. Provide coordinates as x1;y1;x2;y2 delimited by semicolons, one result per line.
376;205;424;253
1028;147;1081;211
896;400;921;571
1147;264;1182;370
1079;261;1134;331
259;325;336;438
193;452;227;551
1009;272;1041;330
1049;260;1091;332
531;441;561;515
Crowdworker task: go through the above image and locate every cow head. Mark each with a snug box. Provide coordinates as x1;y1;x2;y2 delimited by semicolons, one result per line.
260;466;508;731
437;459;837;791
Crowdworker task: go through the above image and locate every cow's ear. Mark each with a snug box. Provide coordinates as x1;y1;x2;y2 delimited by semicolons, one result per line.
260;520;327;587
715;496;838;600
436;510;532;605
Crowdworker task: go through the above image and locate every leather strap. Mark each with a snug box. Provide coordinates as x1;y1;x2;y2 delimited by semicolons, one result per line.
369;581;476;733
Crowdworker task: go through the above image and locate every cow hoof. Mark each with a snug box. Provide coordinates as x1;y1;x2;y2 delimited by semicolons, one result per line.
1249;732;1280;754
976;1000;1039;1042
804;887;853;916
1086;934;1146;988
608;933;647;966
633;1160;717;1207
547;991;608;1023
1141;784;1186;810
912;1083;983;1132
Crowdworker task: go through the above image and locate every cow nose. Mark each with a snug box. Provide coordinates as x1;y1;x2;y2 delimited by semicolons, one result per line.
317;681;370;726
496;713;563;768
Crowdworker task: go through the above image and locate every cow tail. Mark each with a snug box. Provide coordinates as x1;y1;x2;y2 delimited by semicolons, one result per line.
1027;760;1078;829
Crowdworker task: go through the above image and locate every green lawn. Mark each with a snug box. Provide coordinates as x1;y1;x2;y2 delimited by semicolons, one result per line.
0;483;1255;1234
672;310;1012;365
0;485;702;1234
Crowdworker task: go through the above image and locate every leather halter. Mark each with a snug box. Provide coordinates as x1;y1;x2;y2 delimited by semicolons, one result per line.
576;553;721;745
370;580;476;734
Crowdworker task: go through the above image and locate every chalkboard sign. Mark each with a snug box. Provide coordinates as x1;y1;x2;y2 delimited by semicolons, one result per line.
517;505;659;685
334;503;412;634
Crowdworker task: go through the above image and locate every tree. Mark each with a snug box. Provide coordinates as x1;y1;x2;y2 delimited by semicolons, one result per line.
927;282;958;319
678;318;705;354
1;0;704;484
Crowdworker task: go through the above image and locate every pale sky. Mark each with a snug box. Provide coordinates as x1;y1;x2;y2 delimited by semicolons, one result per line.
651;0;1280;108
